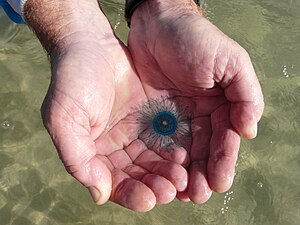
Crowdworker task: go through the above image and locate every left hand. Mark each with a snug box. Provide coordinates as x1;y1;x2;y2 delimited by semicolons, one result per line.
127;0;264;203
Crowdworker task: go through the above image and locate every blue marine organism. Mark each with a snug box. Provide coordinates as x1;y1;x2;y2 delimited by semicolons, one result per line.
136;96;192;152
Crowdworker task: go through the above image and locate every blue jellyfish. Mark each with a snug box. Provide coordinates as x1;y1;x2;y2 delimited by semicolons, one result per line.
136;96;192;152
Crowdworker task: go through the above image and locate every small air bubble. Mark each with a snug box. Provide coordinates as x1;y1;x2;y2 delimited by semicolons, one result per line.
282;65;289;78
2;121;11;128
257;182;263;188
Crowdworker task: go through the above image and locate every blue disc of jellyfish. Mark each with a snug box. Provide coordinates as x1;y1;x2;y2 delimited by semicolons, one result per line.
152;111;178;136
136;96;192;152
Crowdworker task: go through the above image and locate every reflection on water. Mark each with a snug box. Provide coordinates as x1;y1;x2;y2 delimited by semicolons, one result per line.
0;10;18;46
1;0;300;224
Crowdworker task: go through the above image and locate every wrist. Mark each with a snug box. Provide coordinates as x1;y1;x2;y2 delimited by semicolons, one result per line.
23;0;115;57
130;0;201;27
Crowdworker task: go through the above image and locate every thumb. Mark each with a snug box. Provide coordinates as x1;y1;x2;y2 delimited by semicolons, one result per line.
84;155;112;205
54;130;112;204
224;52;264;139
42;100;112;204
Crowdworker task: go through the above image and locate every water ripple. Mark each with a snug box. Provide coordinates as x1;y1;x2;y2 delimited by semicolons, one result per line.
0;9;19;46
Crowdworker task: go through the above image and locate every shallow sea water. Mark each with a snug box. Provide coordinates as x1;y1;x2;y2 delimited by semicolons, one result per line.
0;0;300;224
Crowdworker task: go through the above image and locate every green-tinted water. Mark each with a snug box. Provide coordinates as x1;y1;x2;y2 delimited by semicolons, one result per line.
1;0;299;224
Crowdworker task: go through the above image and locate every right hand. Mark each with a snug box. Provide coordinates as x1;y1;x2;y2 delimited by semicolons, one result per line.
39;7;188;212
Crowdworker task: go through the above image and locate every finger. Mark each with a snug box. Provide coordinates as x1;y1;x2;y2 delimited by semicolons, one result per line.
209;103;240;192
133;150;188;191
190;116;211;160
188;116;212;203
125;139;190;167
99;147;176;205
176;191;191;202
230;102;263;139
125;140;188;190
142;174;176;204
123;164;177;204
224;51;264;139
110;169;156;212
188;161;212;204
156;145;190;167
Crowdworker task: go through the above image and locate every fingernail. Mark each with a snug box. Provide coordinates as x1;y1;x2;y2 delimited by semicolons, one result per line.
88;186;101;204
243;123;257;139
250;123;258;138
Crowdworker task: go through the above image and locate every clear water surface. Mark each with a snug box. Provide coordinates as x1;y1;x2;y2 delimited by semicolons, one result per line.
0;0;299;224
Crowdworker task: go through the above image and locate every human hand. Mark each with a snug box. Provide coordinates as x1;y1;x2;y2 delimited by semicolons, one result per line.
25;0;189;212
128;0;264;203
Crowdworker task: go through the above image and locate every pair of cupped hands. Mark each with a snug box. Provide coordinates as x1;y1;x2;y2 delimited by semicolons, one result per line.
39;1;264;211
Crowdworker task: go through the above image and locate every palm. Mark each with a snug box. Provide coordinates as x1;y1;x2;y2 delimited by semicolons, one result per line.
42;38;189;211
128;13;264;203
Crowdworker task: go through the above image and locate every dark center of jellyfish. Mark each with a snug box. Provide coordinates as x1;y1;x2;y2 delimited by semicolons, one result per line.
152;111;178;136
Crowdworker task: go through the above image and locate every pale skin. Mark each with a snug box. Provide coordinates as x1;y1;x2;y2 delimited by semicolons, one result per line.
24;0;264;212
